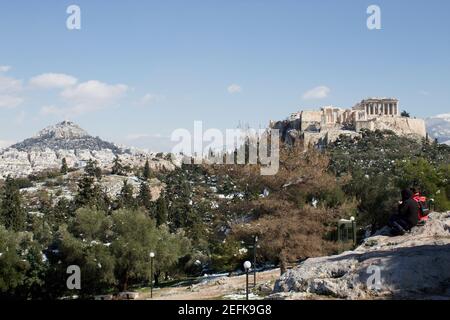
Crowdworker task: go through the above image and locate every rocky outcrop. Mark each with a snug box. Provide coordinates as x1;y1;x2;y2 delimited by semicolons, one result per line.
355;117;427;139
272;212;450;299
99;176;164;200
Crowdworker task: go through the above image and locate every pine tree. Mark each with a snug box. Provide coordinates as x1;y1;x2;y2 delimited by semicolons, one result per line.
112;155;124;176
138;182;152;211
84;159;102;180
143;159;151;180
118;180;136;209
0;176;26;231
75;174;96;208
74;173;109;211
85;159;97;177
60;158;68;175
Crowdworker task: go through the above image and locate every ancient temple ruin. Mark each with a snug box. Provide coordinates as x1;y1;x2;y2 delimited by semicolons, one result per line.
272;97;427;146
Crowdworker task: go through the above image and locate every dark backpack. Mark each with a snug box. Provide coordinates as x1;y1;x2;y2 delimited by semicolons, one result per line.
417;199;430;217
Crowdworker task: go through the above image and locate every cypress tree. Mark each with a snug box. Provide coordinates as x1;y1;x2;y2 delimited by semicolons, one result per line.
155;195;168;226
143;159;151;180
138;182;152;210
0;176;26;231
60;158;68;175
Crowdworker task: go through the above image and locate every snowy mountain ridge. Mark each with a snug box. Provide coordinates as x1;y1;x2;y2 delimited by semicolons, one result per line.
426;113;450;145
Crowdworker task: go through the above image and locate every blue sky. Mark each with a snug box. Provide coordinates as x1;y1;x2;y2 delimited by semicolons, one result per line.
0;0;449;151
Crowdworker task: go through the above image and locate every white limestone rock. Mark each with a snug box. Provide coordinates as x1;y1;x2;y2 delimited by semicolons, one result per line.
355;117;427;139
272;212;450;299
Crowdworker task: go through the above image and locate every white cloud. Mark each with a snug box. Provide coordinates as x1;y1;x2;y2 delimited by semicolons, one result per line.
57;80;128;115
61;80;127;103
0;75;23;93
30;73;78;89
0;66;11;73
139;93;165;106
419;90;430;96
0;74;23;108
302;85;330;100
38;80;128;117
0;95;24;108
227;84;242;94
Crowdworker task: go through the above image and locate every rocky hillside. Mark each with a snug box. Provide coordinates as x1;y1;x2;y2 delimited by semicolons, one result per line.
0;121;178;179
426;113;450;145
271;212;450;300
10;121;121;153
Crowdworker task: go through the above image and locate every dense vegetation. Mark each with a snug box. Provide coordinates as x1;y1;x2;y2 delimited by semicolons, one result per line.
328;129;450;230
0;130;449;299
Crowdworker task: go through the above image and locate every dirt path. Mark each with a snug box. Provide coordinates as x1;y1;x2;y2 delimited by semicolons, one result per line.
139;268;281;300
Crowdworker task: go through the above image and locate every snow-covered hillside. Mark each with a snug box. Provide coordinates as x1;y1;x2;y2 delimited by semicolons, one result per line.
426;113;450;145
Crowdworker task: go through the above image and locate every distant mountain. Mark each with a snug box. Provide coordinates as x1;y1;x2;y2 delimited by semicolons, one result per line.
0;121;175;179
426;114;450;145
10;121;121;153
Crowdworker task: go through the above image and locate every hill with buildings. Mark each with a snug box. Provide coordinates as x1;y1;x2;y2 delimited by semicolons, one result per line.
270;97;427;147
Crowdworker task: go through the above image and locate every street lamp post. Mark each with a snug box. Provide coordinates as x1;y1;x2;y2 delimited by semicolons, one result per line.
150;252;155;298
350;216;356;246
253;235;258;287
243;261;251;300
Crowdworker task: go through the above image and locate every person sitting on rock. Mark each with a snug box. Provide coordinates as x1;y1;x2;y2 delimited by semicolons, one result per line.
388;189;419;235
